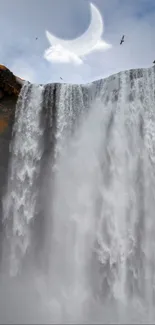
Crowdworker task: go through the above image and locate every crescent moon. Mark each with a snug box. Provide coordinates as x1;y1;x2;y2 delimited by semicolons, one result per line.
45;3;108;57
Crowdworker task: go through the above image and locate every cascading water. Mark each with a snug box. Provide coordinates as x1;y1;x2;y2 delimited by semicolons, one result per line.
1;67;155;324
2;83;44;276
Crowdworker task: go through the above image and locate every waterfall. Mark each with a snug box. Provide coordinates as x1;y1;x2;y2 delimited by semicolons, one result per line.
1;67;155;323
2;83;44;276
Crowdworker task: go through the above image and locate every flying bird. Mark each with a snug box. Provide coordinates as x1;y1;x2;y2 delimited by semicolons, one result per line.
60;77;63;80
120;35;125;45
36;37;38;41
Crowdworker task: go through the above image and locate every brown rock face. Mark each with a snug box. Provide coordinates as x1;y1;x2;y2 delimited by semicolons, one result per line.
0;94;17;188
0;96;17;133
0;64;22;96
0;66;23;246
0;95;17;257
0;65;23;135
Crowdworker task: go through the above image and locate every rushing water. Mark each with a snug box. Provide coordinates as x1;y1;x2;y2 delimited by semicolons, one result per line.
1;67;155;324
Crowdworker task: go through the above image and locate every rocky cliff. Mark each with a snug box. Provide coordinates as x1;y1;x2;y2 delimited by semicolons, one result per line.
0;66;23;248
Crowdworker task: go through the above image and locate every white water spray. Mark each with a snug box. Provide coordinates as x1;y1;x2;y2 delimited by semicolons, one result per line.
1;68;155;324
2;83;44;276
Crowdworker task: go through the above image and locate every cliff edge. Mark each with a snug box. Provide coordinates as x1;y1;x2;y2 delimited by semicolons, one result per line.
0;65;24;242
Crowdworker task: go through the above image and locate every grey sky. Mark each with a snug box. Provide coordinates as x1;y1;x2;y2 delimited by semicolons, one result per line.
1;0;155;83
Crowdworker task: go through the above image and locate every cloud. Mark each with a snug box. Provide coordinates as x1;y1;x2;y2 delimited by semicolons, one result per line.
43;39;112;71
90;40;112;52
43;37;112;83
44;44;83;65
43;37;113;83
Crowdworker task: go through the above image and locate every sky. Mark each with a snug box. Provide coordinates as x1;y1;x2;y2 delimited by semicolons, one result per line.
0;0;155;84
